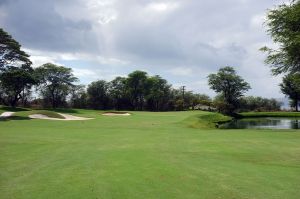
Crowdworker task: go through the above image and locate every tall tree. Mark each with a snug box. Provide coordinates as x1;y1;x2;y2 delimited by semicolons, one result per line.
0;65;35;107
208;67;251;115
109;77;129;110
145;75;171;111
126;71;148;110
87;80;110;110
35;63;78;108
0;28;35;107
0;28;32;70
280;73;300;111
69;85;87;109
261;0;300;75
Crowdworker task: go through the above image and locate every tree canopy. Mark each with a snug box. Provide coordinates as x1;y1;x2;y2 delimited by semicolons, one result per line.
208;67;251;115
261;0;300;75
35;63;78;108
0;28;36;107
280;72;300;111
0;28;31;70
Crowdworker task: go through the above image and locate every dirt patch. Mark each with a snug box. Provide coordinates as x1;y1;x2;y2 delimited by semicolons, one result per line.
29;113;94;121
102;112;131;116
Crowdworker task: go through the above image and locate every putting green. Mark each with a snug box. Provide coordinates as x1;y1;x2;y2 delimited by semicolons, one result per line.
0;109;299;199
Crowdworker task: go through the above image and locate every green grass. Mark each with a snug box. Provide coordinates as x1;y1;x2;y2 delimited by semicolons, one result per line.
183;111;232;128
0;109;300;199
0;106;30;114
240;111;300;118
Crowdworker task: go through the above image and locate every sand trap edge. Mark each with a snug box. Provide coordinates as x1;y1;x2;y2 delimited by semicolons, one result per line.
102;112;131;116
29;113;94;121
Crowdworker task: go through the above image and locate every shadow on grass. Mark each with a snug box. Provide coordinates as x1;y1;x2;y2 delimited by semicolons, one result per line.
0;106;30;112
0;116;31;121
43;108;79;114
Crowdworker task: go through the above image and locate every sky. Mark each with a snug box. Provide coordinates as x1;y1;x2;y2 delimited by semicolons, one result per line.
0;0;286;98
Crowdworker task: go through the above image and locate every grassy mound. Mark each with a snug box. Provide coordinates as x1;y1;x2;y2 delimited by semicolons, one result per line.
0;106;30;114
30;110;65;119
182;111;232;129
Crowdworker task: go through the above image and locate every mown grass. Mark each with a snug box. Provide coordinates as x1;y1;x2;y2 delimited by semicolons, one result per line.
0;109;300;199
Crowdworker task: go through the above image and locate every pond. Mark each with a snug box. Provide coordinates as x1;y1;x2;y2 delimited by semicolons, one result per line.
220;117;300;129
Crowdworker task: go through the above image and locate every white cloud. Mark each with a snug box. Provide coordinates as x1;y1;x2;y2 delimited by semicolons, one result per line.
168;67;194;76
0;0;286;98
147;2;179;12
72;68;99;79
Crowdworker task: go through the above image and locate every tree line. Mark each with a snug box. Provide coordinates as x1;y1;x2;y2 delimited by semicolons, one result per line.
0;27;288;114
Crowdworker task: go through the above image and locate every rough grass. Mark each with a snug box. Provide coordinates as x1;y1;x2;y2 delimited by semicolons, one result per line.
182;111;232;128
0;106;30;114
240;111;300;118
0;110;300;199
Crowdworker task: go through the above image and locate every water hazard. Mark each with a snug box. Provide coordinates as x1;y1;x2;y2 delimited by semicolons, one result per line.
220;117;300;129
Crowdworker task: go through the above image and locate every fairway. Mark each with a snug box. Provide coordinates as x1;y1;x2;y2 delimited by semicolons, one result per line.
0;110;300;199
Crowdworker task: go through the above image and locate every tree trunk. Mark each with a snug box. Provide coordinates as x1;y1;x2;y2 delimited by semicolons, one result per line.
10;93;20;107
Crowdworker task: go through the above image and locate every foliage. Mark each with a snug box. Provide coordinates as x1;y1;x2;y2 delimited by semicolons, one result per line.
109;77;129;110
0;65;36;107
0;28;31;70
35;63;78;108
145;75;172;111
208;67;251;115
83;71;208;111
239;96;282;112
0;28;36;107
69;85;88;109
126;70;148;110
240;111;300;118
87;80;110;110
280;72;300;111
261;0;300;75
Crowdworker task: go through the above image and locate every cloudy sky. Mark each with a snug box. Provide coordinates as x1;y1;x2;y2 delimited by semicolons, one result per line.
0;0;285;97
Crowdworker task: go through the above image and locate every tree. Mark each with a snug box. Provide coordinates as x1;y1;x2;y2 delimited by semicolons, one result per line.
126;71;148;110
87;80;110;110
239;96;282;112
69;85;87;109
189;94;212;110
0;65;36;107
145;75;171;111
109;77;130;110
0;28;36;107
261;0;300;75
35;63;78;108
208;67;251;115
0;28;32;70
280;73;300;111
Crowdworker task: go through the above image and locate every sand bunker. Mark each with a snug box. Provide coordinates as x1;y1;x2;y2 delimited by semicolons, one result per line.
0;112;15;117
29;113;93;121
102;112;131;116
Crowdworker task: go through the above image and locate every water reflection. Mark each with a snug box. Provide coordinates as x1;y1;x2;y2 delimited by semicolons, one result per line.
220;118;300;129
